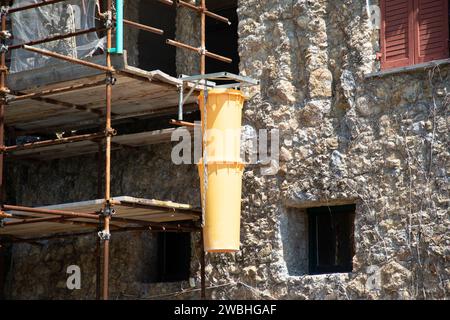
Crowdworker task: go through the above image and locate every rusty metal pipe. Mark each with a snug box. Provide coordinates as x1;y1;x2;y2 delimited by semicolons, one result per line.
177;0;231;25
1;225;201;244
9;80;106;102
110;215;200;232
170;119;197;127
200;0;206;74
1;131;107;153
102;216;110;300
122;19;163;36
166;39;232;64
102;0;113;302
4;216;67;226
0;12;6;209
96;228;101;300
8;0;69;13
0;212;11;219
9;27;106;51
23;95;104;116
22;45;115;73
2;205;100;220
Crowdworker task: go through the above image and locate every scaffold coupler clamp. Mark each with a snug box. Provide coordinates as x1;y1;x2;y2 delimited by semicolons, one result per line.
0;6;9;17
101;10;113;29
0;30;11;40
104;127;117;137
0;92;8;105
98;229;110;241
100;202;116;218
0;44;8;54
105;74;117;86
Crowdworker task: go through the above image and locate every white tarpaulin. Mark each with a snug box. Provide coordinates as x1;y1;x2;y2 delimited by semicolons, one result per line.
10;0;105;73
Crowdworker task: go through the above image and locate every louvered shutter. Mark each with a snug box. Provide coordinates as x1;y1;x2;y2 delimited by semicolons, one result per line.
415;0;449;63
380;0;415;69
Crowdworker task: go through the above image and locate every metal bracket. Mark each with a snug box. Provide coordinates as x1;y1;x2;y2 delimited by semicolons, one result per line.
0;6;9;17
2;95;12;104
101;11;113;29
104;127;117;137
0;31;11;40
100;203;116;217
98;230;111;241
177;72;259;121
181;72;259;89
105;75;117;86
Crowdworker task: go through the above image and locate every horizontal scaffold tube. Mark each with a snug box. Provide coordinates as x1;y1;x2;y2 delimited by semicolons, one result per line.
2;205;100;220
8;0;69;14
22;45;115;73
4;216;70;226
1;131;107;153
9;80;106;102
9;27;107;51
166;39;232;63
123;19;164;35
177;0;230;24
0;225;201;244
109;215;200;232
0;212;12;218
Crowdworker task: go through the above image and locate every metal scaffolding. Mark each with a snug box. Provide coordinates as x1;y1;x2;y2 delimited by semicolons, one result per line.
0;0;235;300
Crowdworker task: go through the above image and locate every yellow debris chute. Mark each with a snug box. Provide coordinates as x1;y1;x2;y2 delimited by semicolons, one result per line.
198;88;245;253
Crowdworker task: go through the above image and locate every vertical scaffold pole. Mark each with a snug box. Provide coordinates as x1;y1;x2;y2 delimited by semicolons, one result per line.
0;5;7;211
0;7;8;299
200;0;206;75
102;0;113;301
96;142;103;300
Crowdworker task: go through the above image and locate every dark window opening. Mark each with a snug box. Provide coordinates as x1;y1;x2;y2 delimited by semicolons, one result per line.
156;233;191;282
308;205;355;275
206;0;239;74
138;1;176;75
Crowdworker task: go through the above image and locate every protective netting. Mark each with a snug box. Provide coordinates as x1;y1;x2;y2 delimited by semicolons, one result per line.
10;0;105;73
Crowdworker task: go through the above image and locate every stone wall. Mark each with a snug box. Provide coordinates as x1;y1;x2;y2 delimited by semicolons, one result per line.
202;0;448;299
175;0;201;75
2;0;449;300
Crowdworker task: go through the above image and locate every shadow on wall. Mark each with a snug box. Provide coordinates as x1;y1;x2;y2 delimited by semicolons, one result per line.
138;1;177;75
280;208;309;276
137;0;240;76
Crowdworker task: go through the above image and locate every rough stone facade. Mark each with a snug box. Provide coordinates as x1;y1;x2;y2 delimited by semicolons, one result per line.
2;0;449;300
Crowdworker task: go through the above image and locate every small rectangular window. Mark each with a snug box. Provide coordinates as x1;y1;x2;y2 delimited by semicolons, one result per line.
156;233;191;282
308;205;355;275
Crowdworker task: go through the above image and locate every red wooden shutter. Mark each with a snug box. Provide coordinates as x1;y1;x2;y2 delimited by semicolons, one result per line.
415;0;449;63
381;0;415;69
